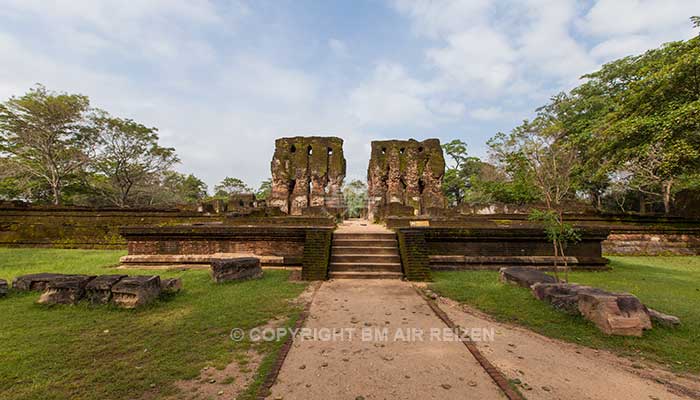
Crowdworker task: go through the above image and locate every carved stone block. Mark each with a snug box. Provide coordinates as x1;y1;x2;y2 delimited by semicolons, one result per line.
85;275;127;304
111;276;162;309
211;257;262;283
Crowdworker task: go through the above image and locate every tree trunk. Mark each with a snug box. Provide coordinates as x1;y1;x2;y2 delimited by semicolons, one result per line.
662;180;673;215
51;182;61;205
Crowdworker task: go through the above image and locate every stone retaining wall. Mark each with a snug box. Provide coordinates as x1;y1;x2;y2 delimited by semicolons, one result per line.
0;206;333;249
388;214;700;256
120;225;334;280
397;226;610;271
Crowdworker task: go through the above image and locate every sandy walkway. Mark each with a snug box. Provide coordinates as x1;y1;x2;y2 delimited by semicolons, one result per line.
269;279;699;399
438;295;700;400
269;280;505;399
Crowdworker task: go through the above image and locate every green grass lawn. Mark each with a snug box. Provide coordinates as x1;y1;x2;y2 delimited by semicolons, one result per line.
430;256;700;374
0;248;308;400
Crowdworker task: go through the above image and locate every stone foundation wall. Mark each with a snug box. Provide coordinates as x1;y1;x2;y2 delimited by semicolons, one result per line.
396;226;610;271
0;206;334;249
387;214;700;256
120;225;334;280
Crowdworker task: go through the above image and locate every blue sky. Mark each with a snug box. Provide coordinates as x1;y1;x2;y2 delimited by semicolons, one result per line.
0;0;698;191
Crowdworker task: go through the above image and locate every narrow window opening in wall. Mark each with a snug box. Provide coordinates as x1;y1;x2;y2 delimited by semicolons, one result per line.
399;148;405;154
239;200;244;207
381;147;386;155
418;146;424;153
418;179;425;194
307;145;313;155
327;147;333;156
290;145;296;153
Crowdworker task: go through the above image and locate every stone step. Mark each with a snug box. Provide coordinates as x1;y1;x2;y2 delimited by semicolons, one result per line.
329;271;403;280
330;262;403;272
331;254;400;263
332;239;397;248
331;246;399;255
333;232;397;240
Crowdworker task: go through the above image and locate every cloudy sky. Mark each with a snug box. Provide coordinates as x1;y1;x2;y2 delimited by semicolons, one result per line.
0;0;697;190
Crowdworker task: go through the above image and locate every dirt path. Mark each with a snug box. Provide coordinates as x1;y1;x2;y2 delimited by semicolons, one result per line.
269;279;505;399
269;278;700;400
437;294;700;400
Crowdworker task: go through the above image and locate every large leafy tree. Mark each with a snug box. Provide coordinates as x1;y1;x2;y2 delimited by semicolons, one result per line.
0;85;98;205
585;36;700;213
214;177;252;197
92;113;179;207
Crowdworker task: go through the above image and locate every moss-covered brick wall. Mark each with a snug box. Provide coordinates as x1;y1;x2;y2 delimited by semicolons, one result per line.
301;229;333;280
385;214;700;256
0;206;334;249
396;229;432;281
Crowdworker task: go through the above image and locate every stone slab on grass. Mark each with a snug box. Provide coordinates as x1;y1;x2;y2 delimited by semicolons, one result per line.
85;275;127;304
531;283;652;336
161;278;183;294
577;291;651;337
211;258;262;283
12;273;70;292
37;275;96;305
0;279;7;296
647;308;681;328
499;267;558;288
111;276;161;309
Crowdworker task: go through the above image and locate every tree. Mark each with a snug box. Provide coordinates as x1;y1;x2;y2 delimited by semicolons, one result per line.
256;179;272;201
588;36;700;213
214;177;251;197
343;179;367;218
91;113;179;207
0;85;97;204
441;139;470;206
442;139;468;169
490;117;580;281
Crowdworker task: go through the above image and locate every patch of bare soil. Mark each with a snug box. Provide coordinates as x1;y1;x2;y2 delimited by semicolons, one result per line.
437;295;700;400
172;348;262;400
167;283;319;400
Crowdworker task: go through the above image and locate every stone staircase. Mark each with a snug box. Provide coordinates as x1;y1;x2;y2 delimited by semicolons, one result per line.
329;229;403;279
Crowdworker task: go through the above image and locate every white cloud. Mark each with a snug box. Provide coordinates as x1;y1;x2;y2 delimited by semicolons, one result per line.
328;38;349;57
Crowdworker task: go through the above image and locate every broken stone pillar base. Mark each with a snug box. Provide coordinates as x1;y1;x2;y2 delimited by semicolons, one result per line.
37;275;96;305
211;258;262;283
647;308;681;328
85;275;127;304
577;291;652;337
161;278;183;294
12;273;68;292
0;279;7;296
499;267;558;288
111;276;161;309
531;283;652;336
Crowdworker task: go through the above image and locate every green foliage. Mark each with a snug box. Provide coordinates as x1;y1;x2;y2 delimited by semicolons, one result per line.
255;178;272;201
0;85;97;205
91;112;179;207
342;179;367;218
214;176;252;198
0;85;208;208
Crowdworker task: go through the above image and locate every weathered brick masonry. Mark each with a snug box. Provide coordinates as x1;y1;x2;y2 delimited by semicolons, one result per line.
0;206;333;249
388;214;700;256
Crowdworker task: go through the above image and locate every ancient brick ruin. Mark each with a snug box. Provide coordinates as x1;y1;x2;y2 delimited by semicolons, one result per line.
367;139;446;219
270;136;346;215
